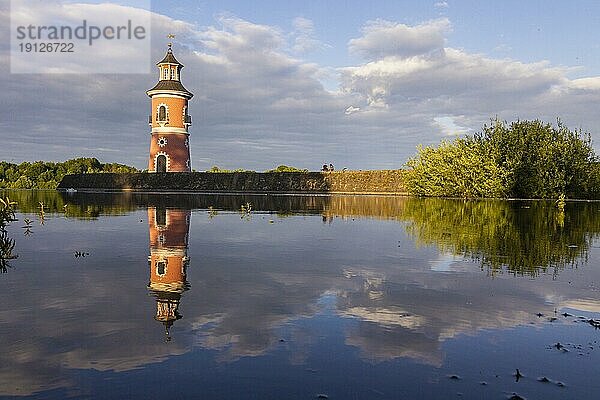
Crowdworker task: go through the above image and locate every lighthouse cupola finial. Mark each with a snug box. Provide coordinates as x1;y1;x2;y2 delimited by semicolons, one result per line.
167;33;175;52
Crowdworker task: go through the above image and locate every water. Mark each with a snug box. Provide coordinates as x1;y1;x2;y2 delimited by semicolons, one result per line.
0;191;599;399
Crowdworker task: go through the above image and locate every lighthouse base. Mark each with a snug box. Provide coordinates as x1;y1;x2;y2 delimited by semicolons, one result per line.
148;133;190;172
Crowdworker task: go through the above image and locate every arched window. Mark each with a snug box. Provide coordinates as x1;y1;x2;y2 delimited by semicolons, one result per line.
156;154;167;172
158;105;167;122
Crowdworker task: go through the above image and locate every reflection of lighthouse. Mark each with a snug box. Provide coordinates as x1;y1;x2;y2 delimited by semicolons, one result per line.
148;207;191;340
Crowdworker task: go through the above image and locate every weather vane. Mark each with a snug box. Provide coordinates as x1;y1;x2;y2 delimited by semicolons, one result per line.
167;33;175;49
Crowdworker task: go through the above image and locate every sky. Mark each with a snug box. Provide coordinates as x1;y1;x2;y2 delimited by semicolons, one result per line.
3;0;600;170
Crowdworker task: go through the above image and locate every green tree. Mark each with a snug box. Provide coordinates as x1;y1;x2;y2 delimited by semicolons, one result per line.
0;158;138;189
476;119;597;198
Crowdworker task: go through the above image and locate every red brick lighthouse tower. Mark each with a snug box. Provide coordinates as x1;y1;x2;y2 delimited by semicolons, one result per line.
147;39;193;172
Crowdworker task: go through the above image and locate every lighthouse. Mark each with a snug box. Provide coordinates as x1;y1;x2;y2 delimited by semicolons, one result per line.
147;40;193;172
147;207;191;340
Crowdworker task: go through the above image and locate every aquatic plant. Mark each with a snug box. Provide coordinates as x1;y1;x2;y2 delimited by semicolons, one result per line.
0;197;18;273
0;197;17;229
240;202;252;220
207;206;219;219
556;193;566;211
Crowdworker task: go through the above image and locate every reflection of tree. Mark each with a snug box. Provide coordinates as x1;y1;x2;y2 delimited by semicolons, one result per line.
401;199;600;276
0;190;134;219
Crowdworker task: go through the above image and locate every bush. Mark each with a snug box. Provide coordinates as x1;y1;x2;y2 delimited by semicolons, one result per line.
265;165;308;173
406;138;508;198
207;166;255;173
405;119;598;199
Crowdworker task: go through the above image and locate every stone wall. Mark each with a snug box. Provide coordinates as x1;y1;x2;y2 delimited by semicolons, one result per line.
58;170;407;194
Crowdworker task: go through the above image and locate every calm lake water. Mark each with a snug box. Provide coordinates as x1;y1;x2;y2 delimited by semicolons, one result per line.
0;190;599;400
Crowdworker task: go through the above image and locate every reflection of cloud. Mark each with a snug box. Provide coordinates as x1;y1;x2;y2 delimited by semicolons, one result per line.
345;321;444;366
560;299;600;313
341;307;426;329
336;267;557;364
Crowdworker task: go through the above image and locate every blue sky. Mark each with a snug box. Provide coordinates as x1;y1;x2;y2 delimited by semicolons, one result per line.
3;0;600;170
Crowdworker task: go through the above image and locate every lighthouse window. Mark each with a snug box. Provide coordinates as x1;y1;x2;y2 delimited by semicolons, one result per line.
157;137;167;147
170;68;177;80
162;67;169;80
156;261;167;276
156;154;167;172
156;208;167;226
157;105;167;122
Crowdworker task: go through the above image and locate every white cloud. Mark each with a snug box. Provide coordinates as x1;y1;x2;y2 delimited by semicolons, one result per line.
569;77;600;91
433;116;471;136
290;16;327;54
345;105;361;115
340;20;596;151
10;1;151;73
434;1;449;9
348;18;451;59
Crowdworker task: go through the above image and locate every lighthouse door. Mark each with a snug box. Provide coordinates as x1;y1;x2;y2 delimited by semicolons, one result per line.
156;155;167;172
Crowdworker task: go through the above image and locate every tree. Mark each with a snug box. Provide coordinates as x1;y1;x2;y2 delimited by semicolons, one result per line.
0;158;138;189
475;119;597;198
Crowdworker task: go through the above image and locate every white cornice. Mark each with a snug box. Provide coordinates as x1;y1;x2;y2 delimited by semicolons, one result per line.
151;127;189;134
146;90;192;99
150;248;187;257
